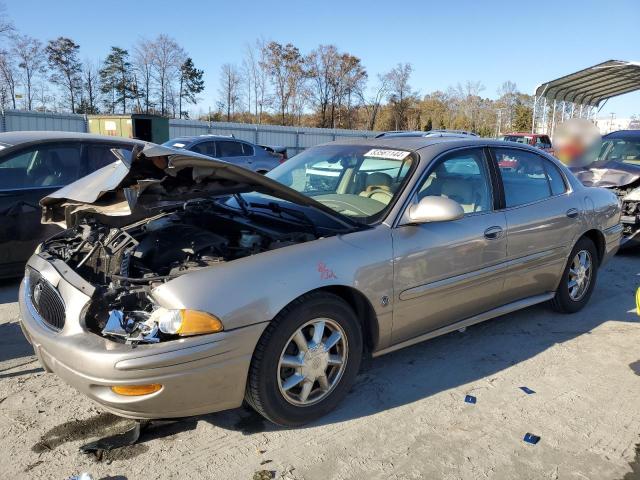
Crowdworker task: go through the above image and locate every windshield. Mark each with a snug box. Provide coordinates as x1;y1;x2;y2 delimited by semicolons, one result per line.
503;135;531;144
267;144;416;224
596;138;640;165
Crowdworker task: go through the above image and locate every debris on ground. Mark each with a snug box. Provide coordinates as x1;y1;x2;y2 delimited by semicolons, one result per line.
253;470;275;480
519;386;536;395
464;395;477;404
523;433;541;445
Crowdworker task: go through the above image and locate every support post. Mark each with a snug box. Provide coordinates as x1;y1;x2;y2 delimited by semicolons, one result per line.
551;100;557;137
531;95;537;134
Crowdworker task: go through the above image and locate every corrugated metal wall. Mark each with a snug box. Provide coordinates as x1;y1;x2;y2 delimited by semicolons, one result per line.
0;110;378;156
1;110;86;133
169;120;378;155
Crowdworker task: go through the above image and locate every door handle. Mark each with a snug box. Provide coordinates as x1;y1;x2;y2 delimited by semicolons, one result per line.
484;226;503;240
566;208;579;219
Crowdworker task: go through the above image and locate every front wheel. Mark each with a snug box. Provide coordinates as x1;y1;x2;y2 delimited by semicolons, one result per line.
551;237;598;313
245;292;362;426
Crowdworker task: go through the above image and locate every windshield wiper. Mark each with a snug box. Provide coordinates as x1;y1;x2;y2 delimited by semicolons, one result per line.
249;201;321;236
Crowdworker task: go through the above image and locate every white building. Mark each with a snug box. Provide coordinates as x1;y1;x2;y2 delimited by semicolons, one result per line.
594;116;638;134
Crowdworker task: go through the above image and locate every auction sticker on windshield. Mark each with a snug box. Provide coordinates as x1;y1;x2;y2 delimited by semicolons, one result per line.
364;149;411;160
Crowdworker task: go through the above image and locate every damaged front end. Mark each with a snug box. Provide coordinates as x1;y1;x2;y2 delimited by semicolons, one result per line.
574;167;640;244
34;144;344;344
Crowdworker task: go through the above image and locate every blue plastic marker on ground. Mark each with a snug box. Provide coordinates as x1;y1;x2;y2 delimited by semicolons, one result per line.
464;395;476;404
523;433;540;445
519;386;536;395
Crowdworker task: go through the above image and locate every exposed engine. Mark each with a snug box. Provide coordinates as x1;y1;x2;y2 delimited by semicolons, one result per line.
39;200;317;343
609;182;640;239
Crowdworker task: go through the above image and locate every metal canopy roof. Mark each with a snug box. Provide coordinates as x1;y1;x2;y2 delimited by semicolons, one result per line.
534;60;640;107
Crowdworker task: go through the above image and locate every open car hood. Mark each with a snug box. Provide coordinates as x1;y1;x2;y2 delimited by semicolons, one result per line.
41;143;349;228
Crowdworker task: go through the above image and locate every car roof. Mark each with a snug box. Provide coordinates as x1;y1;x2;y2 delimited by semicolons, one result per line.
0;130;143;148
604;130;640;139
168;135;239;143
326;135;546;154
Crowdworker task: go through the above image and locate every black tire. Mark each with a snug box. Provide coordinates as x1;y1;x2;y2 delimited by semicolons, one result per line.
245;292;362;426
551;236;598;313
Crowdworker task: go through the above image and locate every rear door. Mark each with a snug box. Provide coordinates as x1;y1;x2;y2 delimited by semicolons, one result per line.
189;141;216;158
491;147;580;302
391;147;508;343
215;140;251;169
0;142;83;276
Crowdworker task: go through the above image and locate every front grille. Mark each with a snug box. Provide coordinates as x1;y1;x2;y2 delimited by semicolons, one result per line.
28;269;66;331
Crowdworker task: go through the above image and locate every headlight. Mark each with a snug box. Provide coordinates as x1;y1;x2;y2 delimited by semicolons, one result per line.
149;308;224;336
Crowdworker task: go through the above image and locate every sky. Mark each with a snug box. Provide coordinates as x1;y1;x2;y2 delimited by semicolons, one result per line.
3;0;640;119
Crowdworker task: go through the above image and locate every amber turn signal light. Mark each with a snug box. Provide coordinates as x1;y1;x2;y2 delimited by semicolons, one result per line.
111;384;162;396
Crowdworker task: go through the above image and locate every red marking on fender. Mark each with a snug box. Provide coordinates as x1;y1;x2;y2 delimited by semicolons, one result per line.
318;261;337;280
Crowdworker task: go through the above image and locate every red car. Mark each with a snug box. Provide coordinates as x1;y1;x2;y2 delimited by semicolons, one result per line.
501;133;554;154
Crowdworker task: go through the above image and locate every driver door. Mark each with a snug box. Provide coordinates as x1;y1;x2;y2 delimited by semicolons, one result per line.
390;147;508;344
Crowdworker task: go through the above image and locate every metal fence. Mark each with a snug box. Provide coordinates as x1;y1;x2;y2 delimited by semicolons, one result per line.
169;120;378;155
0;109;87;133
0;110;378;156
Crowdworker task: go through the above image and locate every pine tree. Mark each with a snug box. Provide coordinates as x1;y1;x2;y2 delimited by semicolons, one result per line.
178;57;204;119
424;117;433;131
99;46;135;114
45;37;82;113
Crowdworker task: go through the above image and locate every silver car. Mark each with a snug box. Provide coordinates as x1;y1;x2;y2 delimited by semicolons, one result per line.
19;138;621;426
162;134;281;173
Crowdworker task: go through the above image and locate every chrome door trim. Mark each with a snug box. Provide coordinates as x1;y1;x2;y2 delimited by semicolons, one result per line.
398;248;561;301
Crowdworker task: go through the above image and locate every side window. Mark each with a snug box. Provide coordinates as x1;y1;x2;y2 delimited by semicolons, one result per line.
85;143;133;172
216;141;244;157
416;148;492;214
544;160;567;196
494;148;560;207
242;143;254;156
190;141;215;157
0;144;82;190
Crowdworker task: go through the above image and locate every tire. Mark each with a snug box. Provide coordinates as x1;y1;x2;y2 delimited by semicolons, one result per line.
245;292;363;426
551;236;598;313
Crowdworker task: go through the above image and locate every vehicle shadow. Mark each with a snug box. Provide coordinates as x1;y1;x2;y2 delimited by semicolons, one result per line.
0;321;35;364
0;278;20;305
202;267;639;433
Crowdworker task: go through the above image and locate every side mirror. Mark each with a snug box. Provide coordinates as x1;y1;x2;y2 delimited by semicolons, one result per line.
403;195;465;225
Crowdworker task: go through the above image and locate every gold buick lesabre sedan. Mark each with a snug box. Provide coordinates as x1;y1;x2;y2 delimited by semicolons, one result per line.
19;137;621;426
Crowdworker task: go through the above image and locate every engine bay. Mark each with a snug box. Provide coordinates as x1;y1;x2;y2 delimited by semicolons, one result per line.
39;199;318;343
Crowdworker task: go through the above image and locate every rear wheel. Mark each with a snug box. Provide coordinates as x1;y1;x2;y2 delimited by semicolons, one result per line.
551;237;598;313
245;292;362;426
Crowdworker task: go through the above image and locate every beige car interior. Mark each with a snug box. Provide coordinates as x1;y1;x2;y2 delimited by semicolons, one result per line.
419;162;490;213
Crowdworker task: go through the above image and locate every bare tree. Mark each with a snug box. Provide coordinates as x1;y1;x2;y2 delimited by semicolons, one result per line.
357;73;389;131
497;80;518;131
134;38;155;113
0;2;14;37
386;63;417;130
0;49;18;109
218;63;241;121
262;41;304;125
150;34;185;117
81;60;100;113
12;34;45;110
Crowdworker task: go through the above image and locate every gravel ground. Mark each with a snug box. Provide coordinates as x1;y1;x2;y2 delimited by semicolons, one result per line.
1;253;639;480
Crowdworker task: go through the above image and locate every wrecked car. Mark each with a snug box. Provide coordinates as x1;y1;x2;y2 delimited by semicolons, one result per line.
571;130;640;246
19;138;621;426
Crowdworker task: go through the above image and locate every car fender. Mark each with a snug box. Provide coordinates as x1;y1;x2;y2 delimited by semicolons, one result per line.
151;225;395;347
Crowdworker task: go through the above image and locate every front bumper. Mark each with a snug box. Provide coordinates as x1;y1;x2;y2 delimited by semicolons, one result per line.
19;254;267;419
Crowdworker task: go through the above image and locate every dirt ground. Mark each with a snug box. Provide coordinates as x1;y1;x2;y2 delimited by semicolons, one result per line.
1;253;639;480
